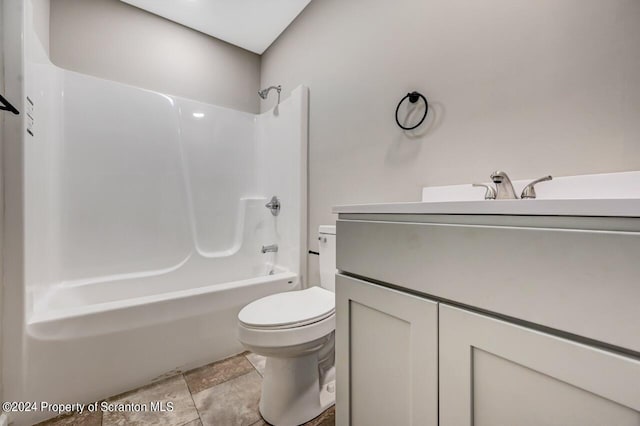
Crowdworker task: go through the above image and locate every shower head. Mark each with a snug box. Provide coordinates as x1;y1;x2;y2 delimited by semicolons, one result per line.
258;85;282;104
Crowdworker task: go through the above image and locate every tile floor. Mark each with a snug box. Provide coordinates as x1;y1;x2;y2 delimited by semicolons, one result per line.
36;352;335;426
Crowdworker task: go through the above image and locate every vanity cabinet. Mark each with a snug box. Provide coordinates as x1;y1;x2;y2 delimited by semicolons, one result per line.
335;217;640;426
335;274;438;426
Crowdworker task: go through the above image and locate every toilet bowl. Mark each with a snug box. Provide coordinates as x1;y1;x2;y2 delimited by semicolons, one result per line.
237;225;336;426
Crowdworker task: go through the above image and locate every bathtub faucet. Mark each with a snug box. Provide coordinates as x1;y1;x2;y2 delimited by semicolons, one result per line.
261;244;278;254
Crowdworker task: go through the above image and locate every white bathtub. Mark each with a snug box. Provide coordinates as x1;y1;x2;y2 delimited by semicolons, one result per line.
28;269;299;340
23;270;298;423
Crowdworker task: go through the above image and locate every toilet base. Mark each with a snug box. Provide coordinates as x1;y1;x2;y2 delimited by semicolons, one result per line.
259;351;335;426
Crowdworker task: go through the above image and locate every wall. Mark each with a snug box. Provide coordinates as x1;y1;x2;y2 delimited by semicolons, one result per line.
49;0;261;113
260;0;640;283
31;0;49;56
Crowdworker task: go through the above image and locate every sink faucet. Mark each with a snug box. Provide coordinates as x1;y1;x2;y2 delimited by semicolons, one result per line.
490;170;518;199
261;244;278;254
474;171;554;200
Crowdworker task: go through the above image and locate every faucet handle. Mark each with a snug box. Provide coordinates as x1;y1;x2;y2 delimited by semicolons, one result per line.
265;196;281;216
472;183;497;200
521;175;553;199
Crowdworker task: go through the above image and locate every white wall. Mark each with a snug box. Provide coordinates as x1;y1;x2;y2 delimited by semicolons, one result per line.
49;0;261;113
31;0;49;56
260;0;640;283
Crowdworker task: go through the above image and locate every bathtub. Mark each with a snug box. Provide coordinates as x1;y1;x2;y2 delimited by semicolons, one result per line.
28;269;299;341
23;270;298;421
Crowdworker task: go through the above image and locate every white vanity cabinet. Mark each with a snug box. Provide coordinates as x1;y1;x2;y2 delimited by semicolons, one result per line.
334;215;640;426
335;274;438;426
440;304;640;426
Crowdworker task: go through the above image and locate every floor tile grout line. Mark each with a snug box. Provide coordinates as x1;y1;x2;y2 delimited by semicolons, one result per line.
183;372;205;426
184;352;255;394
182;373;203;426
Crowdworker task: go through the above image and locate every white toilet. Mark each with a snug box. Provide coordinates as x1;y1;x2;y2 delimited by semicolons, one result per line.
237;225;336;426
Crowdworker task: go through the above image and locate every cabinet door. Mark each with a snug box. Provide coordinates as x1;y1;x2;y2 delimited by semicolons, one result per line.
440;304;640;426
335;274;438;426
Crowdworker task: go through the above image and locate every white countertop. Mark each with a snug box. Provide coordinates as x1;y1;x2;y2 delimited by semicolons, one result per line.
333;199;640;217
334;171;640;217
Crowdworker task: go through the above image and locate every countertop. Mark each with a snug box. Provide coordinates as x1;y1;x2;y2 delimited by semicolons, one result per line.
333;198;640;217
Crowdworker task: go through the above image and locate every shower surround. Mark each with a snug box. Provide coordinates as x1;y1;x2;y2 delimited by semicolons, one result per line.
3;3;307;424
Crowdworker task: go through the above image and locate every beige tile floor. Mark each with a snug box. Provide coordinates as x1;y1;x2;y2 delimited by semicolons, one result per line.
36;352;335;426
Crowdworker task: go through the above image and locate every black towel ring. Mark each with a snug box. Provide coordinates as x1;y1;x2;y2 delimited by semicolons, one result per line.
395;91;428;130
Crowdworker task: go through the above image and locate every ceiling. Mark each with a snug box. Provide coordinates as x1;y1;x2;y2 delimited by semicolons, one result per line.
120;0;313;54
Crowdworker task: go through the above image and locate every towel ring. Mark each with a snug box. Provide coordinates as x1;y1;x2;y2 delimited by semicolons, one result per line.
395;91;428;130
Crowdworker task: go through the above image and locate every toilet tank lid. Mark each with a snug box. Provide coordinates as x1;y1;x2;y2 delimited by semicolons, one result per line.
319;225;336;235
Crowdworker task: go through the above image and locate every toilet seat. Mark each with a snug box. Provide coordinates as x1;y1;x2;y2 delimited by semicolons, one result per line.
239;287;335;330
238;287;336;350
238;312;335;351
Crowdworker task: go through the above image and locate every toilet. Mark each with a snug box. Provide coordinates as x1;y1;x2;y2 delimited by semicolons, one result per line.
237;225;336;426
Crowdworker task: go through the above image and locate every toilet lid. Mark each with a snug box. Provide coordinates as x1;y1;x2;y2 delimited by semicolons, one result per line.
238;287;335;329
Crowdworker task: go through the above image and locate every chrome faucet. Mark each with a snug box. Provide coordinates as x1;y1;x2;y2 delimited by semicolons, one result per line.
490;170;518;199
474;171;554;200
261;244;278;254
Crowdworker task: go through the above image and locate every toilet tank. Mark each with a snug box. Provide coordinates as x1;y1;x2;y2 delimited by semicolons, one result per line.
318;225;336;292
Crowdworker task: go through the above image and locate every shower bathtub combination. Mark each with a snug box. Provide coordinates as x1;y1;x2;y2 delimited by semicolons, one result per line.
3;4;308;424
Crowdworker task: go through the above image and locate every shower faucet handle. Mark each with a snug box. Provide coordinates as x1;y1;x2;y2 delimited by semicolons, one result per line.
265;196;281;216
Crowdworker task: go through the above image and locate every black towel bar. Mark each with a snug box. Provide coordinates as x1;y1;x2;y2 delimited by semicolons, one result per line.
0;93;19;115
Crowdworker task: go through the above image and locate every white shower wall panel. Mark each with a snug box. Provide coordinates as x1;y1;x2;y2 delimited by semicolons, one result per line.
178;97;259;254
39;69;291;289
255;93;308;281
58;71;192;282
